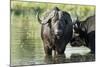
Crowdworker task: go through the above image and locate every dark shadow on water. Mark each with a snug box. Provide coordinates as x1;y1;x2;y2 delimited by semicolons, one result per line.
44;53;95;65
52;54;67;64
70;53;95;62
44;55;53;64
44;54;69;64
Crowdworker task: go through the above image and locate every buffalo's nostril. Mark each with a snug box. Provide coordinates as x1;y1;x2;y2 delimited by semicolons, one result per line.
55;32;62;36
56;35;60;39
55;30;62;35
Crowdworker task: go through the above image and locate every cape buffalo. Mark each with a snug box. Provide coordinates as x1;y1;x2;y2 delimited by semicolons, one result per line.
37;7;73;56
73;15;95;53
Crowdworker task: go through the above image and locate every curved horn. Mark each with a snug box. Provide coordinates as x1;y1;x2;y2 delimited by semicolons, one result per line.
37;12;42;24
37;12;50;25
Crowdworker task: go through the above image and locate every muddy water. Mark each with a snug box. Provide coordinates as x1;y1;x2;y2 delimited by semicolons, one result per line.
11;42;95;67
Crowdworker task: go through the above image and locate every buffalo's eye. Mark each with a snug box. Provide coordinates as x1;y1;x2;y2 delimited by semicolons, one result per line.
48;18;51;23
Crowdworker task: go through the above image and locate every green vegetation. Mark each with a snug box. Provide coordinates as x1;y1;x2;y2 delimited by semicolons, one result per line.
11;1;95;20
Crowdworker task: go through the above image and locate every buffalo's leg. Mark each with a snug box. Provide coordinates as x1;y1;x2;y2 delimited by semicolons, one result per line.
44;45;52;56
89;41;95;54
56;46;65;55
88;31;95;54
57;49;64;55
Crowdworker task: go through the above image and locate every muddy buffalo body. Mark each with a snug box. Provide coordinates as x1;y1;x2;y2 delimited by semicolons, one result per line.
72;15;95;53
37;7;73;56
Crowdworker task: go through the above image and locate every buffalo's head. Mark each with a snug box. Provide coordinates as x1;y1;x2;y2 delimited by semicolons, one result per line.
37;7;72;39
73;17;86;36
72;17;87;44
51;11;72;39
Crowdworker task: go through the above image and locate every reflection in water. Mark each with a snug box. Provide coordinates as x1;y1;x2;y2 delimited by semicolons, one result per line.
44;56;53;64
43;46;95;65
70;53;95;62
11;44;95;67
44;54;67;64
65;45;91;58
